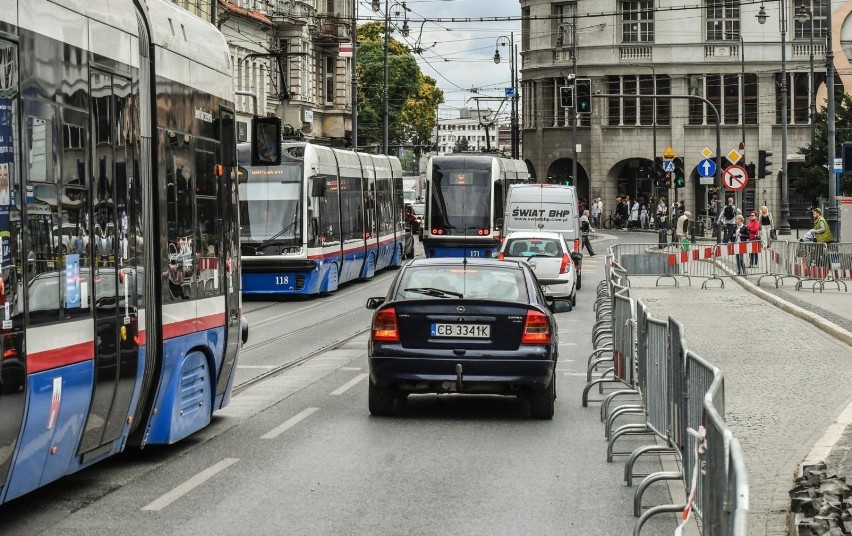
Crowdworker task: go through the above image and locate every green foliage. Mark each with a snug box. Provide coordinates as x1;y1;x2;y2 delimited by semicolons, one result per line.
356;22;443;151
453;137;470;153
795;93;852;204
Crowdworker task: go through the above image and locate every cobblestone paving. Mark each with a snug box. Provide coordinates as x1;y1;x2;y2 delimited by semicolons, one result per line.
626;277;852;536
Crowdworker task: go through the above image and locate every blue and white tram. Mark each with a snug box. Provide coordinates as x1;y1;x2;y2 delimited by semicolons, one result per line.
0;0;243;505
423;155;528;258
238;142;405;296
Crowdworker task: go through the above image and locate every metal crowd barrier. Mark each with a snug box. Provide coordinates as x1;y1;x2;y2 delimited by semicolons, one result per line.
584;252;750;535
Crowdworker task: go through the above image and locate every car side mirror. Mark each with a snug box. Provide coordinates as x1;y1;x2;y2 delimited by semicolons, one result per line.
365;296;385;309
548;299;572;313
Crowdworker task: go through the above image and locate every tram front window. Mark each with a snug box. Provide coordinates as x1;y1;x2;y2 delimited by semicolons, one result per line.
429;167;491;235
238;165;302;247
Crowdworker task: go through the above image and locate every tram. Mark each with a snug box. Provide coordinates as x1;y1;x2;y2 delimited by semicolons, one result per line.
422;154;529;258
238;142;405;296
0;0;243;505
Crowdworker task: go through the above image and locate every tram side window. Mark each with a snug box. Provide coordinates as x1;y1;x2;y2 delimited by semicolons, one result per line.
375;178;391;234
339;176;363;241
195;148;219;295
165;134;196;300
320;176;340;245
60;110;90;320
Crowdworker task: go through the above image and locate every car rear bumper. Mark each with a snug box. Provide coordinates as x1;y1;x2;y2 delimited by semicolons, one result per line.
369;354;555;394
538;279;574;298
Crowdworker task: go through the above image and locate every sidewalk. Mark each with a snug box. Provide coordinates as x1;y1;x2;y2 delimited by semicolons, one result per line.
623;271;852;536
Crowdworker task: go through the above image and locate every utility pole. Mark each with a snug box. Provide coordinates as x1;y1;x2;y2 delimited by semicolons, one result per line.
571;12;578;187
351;0;358;150
826;0;838;239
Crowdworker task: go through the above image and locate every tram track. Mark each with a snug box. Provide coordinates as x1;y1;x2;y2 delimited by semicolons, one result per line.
232;326;369;396
241;306;365;353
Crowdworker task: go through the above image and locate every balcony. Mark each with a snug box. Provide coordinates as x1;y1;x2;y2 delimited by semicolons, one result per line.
792;42;825;58
704;44;739;59
619;46;652;61
312;16;350;42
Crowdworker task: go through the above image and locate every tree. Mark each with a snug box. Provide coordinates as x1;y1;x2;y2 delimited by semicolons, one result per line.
453;137;470;153
795;93;852;205
356;22;443;152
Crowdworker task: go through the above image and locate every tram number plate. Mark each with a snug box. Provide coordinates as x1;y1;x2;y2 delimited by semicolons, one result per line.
431;323;490;338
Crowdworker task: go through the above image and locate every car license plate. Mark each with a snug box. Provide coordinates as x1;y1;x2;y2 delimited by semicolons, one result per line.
431;323;490;338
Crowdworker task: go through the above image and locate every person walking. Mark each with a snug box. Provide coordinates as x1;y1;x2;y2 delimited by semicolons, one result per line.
730;214;748;275
616;196;629;229
746;211;761;266
675;210;691;248
639;204;649;229
758;205;774;246
811;207;833;243
717;197;738;243
580;209;595;256
629;199;640;229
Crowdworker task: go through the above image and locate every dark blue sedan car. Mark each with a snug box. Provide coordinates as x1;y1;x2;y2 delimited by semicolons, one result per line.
365;257;569;419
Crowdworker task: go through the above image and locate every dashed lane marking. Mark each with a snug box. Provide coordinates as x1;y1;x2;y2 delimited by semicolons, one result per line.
330;373;368;396
260;407;319;440
142;458;239;511
237;365;276;369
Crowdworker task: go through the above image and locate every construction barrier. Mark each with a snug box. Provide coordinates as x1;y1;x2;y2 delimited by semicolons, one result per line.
584;256;750;535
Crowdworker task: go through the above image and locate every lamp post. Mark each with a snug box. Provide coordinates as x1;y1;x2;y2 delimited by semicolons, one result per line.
372;0;409;154
493;34;518;159
351;0;358;150
757;0;792;235
795;2;816;145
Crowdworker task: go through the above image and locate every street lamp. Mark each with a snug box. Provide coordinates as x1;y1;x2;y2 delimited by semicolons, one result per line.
795;2;816;145
372;0;409;154
757;0;792;235
493;34;519;159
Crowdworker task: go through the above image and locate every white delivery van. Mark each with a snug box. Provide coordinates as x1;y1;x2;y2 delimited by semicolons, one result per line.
502;183;585;288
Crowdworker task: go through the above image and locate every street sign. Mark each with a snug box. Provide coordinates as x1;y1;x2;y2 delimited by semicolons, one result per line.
663;146;675;160
505;87;517;98
698;158;716;177
699;176;715;185
701;147;713;159
834;157;843;173
726;148;742;164
722;165;749;191
663;160;675;173
339;43;353;57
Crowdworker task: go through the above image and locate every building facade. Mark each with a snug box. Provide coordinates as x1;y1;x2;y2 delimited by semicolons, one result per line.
434;108;508;155
173;0;354;146
520;0;843;225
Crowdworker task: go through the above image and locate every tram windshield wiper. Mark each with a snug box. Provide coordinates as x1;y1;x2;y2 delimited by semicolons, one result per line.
404;287;463;298
257;208;299;251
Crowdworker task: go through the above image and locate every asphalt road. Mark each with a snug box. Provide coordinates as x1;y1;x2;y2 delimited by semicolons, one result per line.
0;234;681;535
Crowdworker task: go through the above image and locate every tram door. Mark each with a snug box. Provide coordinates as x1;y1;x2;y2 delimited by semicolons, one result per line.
78;73;140;458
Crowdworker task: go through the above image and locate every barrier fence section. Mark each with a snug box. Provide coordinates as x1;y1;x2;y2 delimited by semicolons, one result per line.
611;240;852;292
585;255;750;535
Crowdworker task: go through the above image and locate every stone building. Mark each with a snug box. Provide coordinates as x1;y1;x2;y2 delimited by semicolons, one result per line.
519;0;843;225
435;108;508;155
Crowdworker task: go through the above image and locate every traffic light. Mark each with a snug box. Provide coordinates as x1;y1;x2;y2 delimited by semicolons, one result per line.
575;78;592;113
653;157;665;187
664;173;672;188
758;149;773;178
673;157;685;188
746;162;756;180
559;86;574;108
843;142;852;175
565;176;573;186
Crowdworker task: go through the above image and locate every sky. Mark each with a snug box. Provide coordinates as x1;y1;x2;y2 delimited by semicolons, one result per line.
356;0;522;119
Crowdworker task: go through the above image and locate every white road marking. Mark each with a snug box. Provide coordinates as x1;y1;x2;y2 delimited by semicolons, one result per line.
559;342;578;346
142;458;239;511
260;407;319;439
330;373;368;396
237;365;276;369
563;372;590;376
340;366;363;371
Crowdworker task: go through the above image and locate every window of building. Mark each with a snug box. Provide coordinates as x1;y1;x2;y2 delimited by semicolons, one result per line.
325;55;335;105
552;2;576;48
794;0;827;39
688;73;758;125
621;1;654;43
605;75;671;126
706;0;740;41
775;71;827;124
521;7;530;51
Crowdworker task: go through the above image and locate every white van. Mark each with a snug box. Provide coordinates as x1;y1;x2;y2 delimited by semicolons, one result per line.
502;184;584;288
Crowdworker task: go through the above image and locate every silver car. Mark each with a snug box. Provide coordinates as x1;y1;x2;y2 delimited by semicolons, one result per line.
498;231;578;308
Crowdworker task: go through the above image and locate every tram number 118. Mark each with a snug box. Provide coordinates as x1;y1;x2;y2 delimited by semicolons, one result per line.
275;276;289;285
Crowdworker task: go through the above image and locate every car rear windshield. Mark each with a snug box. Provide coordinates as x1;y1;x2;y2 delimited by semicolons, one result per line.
504;237;563;258
396;265;529;302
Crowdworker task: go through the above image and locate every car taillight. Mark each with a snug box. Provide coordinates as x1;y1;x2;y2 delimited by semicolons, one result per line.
521;310;551;344
573;238;581;254
372;307;400;342
559;254;571;274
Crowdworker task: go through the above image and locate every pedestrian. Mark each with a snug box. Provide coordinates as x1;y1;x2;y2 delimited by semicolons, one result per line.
677;200;685;216
810;207;832;243
758;205;774;246
746;211;761;266
675;210;691;249
590;197;601;229
730;214;748;275
629;199;639;229
614;196;627;229
580;209;595;256
639;204;649;229
717;196;738;243
656;197;668;229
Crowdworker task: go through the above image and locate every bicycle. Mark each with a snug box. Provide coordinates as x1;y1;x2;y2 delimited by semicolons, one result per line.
601;213;619;229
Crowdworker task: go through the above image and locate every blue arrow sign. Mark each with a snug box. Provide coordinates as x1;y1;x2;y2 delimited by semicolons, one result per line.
663;160;675;173
698;158;716;177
